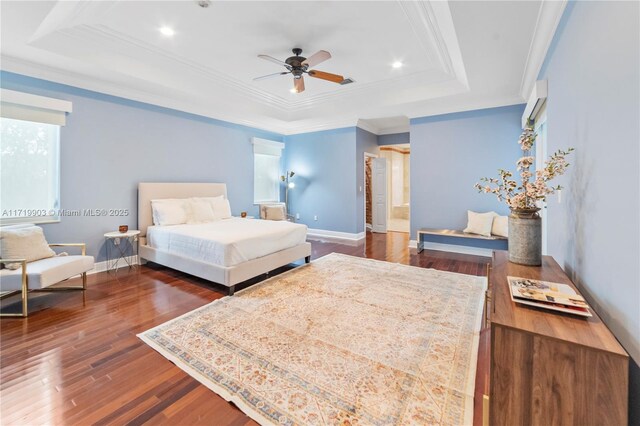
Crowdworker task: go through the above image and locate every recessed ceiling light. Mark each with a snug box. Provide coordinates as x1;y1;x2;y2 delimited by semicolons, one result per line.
392;61;403;69
159;27;175;37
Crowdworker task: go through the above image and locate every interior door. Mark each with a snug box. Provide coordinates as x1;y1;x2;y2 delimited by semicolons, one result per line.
371;158;387;233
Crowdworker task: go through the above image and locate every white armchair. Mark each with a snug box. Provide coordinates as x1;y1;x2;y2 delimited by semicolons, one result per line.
0;226;94;317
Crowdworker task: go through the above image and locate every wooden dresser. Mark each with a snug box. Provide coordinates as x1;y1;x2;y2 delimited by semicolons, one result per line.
486;251;629;426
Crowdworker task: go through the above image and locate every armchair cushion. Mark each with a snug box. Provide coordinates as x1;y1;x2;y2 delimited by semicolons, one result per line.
0;255;94;291
0;226;56;269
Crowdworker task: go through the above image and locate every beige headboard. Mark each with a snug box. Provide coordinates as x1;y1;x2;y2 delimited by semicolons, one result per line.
138;182;227;237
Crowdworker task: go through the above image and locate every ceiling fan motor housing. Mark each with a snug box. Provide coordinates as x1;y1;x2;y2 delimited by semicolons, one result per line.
286;48;307;76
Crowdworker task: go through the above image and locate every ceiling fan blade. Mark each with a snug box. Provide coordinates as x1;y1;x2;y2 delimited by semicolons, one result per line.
258;54;289;67
294;77;305;93
253;72;290;81
301;50;331;68
308;70;344;84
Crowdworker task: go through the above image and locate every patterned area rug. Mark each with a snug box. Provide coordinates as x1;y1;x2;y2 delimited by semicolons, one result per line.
139;253;487;425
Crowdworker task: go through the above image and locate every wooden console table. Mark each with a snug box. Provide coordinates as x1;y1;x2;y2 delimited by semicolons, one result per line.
487;251;628;425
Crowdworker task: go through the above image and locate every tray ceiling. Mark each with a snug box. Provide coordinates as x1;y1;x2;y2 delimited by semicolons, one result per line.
0;1;565;135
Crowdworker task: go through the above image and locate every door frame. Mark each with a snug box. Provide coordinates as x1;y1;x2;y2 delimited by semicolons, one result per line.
364;152;378;233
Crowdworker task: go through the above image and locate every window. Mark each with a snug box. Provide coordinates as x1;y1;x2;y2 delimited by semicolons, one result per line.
0;89;71;224
252;138;284;204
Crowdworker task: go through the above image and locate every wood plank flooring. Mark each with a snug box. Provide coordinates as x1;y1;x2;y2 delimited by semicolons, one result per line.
0;232;490;425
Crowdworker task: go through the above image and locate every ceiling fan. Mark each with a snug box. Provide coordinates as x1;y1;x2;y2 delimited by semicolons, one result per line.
253;48;352;93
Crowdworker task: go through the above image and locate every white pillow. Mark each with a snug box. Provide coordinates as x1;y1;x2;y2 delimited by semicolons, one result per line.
0;226;56;269
491;216;509;238
187;199;215;224
191;196;229;220
192;196;224;208
260;203;286;219
211;198;232;220
463;210;498;237
151;199;188;226
264;205;286;221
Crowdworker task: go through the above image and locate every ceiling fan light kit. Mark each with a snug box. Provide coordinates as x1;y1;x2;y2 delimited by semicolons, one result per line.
254;48;352;93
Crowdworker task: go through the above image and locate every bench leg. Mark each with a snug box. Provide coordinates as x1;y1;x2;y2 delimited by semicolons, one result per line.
305;255;311;264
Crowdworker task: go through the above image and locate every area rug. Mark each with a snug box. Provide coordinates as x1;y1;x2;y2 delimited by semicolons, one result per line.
138;253;487;425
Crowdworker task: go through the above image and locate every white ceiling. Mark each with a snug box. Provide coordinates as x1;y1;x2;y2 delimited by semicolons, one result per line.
0;1;566;135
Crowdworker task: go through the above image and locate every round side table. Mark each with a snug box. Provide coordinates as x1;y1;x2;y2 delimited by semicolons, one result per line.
104;230;140;273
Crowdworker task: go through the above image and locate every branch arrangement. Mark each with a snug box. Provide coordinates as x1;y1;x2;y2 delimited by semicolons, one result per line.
475;126;574;210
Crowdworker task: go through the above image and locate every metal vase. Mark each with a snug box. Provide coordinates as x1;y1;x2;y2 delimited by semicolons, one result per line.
508;208;542;266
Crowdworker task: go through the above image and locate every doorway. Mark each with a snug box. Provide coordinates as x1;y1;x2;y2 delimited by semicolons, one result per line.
379;144;410;233
365;154;375;231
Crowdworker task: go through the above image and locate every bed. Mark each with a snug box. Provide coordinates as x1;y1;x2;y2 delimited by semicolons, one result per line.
138;182;311;295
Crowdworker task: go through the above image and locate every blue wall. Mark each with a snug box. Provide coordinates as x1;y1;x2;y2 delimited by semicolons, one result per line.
378;132;409;146
356;127;379;233
409;105;525;236
0;71;283;261
283;127;358;233
537;1;639;420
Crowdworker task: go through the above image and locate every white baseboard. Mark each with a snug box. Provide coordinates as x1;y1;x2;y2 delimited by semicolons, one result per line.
418;242;493;257
408;239;418;249
87;255;139;275
306;228;366;244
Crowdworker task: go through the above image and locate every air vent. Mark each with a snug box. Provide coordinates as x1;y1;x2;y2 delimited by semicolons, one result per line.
340;78;355;85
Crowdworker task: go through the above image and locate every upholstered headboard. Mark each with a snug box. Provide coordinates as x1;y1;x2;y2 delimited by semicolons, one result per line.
138;182;227;237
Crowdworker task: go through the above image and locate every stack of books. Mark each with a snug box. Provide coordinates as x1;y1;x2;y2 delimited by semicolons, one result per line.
507;276;592;317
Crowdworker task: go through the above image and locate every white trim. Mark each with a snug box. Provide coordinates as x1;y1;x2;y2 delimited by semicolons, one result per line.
0;89;72;113
252;137;284;156
1;88;72;126
251;137;284;150
2;55;526;137
409;239;418;249
306;229;365;243
419;242;493;257
521;80;548;128
87;255;139;275
519;1;567;100
378;125;410;136
356;121;379;135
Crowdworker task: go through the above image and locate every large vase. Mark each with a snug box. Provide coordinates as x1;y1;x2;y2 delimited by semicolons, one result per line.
508;208;542;266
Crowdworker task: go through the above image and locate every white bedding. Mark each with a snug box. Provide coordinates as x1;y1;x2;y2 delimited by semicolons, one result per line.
146;218;308;267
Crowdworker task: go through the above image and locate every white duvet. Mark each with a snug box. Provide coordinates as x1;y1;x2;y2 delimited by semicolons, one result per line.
146;218;307;267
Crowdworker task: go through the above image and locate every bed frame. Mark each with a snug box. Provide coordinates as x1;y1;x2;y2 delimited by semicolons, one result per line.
138;182;311;295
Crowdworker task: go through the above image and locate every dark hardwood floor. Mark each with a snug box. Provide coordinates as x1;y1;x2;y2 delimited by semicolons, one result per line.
0;231;490;425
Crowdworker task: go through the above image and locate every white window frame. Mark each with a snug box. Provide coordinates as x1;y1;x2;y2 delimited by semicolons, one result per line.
252;137;284;204
534;103;548;255
0;89;72;225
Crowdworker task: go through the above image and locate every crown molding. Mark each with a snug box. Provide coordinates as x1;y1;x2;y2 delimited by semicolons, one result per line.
397;0;468;87
2;54;526;136
377;125;410;136
355;120;380;135
35;24;292;112
0;55;291;135
406;95;525;122
284;117;359;136
519;0;567;100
